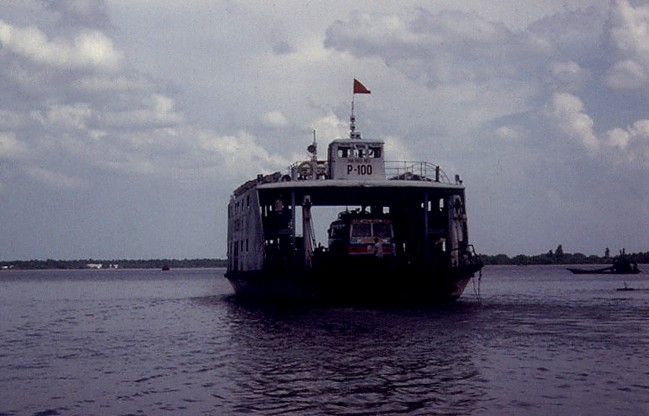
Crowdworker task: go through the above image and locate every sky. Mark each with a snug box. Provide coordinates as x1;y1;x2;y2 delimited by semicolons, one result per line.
1;0;649;260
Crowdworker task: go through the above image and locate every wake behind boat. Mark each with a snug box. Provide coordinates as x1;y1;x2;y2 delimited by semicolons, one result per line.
225;81;483;304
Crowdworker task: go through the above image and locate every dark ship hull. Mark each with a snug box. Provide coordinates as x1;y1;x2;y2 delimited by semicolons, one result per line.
227;261;481;304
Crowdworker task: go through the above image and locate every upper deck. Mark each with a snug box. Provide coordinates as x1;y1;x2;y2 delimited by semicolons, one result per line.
233;135;464;205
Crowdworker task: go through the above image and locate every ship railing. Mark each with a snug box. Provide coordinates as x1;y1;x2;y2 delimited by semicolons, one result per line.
282;160;458;184
287;160;329;180
385;161;452;184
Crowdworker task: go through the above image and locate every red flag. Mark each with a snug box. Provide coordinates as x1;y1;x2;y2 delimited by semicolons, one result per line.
353;79;371;94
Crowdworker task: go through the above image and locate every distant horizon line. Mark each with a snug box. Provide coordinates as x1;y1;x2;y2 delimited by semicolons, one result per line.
3;249;649;264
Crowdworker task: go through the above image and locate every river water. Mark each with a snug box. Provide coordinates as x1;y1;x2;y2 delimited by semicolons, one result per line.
0;265;648;415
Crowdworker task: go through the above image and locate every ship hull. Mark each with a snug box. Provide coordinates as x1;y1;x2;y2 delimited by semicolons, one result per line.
225;262;480;304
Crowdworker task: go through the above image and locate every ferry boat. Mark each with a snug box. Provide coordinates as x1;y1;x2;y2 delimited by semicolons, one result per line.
226;85;482;303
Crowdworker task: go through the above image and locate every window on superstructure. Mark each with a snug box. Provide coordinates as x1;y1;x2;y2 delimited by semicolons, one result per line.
351;223;371;238
369;147;381;158
373;222;392;238
352;144;367;158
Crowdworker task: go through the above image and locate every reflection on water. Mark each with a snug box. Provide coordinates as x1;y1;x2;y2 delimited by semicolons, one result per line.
223;301;485;415
0;266;648;415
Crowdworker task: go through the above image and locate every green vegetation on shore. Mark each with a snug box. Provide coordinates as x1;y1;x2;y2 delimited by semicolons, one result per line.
481;245;648;265
2;245;647;270
1;258;226;270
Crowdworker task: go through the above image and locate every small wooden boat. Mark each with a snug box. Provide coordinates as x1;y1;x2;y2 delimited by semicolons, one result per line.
567;255;640;275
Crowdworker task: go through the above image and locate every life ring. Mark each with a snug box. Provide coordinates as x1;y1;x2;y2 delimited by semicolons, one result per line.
297;161;313;178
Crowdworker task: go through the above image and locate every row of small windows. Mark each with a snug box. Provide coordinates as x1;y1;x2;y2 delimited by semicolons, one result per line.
336;145;381;159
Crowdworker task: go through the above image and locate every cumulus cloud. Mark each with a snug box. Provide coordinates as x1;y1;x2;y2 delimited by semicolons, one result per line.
604;120;649;167
0;6;293;192
34;103;93;131
261;111;289;127
544;92;649;168
0;19;121;70
605;0;649;89
325;8;546;88
24;166;86;189
73;74;155;93
4;1;649;260
606;59;647;89
494;125;524;141
311;113;348;141
545;92;599;153
100;94;185;129
44;0;111;29
547;60;589;92
0;132;29;159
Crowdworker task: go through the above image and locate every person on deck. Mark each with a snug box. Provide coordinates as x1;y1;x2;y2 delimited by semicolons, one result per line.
374;238;383;259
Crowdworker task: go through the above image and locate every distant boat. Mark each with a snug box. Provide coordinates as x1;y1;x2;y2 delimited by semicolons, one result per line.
162;264;170;271
567;254;640;275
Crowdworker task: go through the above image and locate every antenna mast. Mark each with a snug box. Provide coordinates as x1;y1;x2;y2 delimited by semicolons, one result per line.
350;99;361;139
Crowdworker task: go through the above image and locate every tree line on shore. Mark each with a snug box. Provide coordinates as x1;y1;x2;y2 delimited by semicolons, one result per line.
1;258;226;270
2;245;647;270
481;245;648;265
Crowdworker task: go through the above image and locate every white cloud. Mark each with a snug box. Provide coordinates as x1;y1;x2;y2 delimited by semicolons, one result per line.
73;74;155;93
101;94;184;128
24;166;85;189
44;0;110;28
605;0;649;89
606;59;647;89
382;135;415;162
0;19;121;70
325;8;546;88
4;1;649;260
606;127;631;149
311;113;348;141
0;132;29;159
495;125;524;141
545;92;649;168
0;110;29;130
605;119;649;167
548;60;589;92
545;92;599;153
193;128;291;179
261;111;289;127
38;103;93;130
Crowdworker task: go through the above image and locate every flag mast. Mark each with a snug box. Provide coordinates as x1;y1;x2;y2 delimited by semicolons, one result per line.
350;79;370;139
350;99;359;139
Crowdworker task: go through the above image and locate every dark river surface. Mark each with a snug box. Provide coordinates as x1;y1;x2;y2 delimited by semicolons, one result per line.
1;265;648;415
